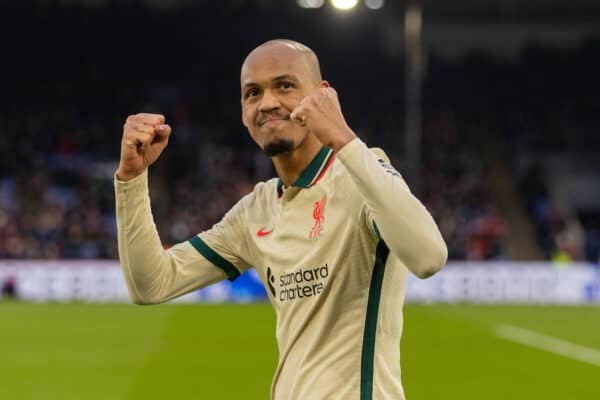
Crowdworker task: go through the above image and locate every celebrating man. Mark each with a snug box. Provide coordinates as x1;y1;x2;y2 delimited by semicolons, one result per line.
115;39;447;400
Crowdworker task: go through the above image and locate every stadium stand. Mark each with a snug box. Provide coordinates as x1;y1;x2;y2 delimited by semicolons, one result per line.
0;2;598;263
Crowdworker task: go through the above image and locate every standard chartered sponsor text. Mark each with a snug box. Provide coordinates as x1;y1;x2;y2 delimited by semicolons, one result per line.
278;263;328;302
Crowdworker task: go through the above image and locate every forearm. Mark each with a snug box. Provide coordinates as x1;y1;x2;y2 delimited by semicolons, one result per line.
337;139;448;278
115;171;225;304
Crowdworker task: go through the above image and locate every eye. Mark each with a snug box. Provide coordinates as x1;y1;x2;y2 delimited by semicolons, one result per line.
245;88;260;99
279;81;294;90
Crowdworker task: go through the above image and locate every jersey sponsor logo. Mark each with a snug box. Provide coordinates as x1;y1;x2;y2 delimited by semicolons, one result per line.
266;267;276;297
309;195;327;239
257;227;274;237
266;263;329;302
377;158;402;178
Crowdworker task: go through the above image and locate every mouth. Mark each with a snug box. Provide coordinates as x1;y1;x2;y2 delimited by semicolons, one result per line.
257;116;289;127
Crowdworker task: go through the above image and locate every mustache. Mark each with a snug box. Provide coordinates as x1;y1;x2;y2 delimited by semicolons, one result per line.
257;112;290;126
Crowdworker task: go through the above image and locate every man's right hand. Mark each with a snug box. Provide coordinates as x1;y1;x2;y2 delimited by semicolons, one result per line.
116;113;172;181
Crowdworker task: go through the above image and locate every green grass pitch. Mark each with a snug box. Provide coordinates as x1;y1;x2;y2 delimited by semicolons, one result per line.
1;303;599;399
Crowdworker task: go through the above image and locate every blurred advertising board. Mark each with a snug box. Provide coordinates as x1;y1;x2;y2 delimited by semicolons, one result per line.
405;262;600;304
0;260;267;303
1;260;599;304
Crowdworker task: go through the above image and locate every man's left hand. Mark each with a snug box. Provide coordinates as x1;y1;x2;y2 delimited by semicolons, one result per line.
290;87;357;152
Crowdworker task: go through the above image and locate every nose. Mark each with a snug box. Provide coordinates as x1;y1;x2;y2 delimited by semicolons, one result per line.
258;90;281;112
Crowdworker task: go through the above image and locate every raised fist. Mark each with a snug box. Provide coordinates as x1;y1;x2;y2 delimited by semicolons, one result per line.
116;113;172;181
290;87;356;152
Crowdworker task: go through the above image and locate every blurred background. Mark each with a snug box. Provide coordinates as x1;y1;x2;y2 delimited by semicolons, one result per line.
0;0;599;399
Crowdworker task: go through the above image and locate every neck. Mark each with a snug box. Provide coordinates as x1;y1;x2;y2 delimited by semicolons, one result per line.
272;134;322;187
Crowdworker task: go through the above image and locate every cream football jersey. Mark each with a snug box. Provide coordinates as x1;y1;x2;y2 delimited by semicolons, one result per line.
115;138;447;400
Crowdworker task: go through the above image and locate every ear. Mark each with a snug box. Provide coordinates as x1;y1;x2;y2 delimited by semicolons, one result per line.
241;102;249;128
320;80;330;88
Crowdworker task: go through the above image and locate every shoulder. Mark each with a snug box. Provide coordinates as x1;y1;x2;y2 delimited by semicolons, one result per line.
369;147;390;163
233;178;278;211
249;178;278;200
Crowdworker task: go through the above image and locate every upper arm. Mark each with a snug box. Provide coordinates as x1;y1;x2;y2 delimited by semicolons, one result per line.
188;194;253;281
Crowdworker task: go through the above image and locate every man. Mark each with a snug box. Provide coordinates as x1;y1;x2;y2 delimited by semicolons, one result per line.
115;39;447;400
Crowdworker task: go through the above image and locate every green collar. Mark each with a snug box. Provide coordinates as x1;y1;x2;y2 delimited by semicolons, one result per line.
277;147;335;195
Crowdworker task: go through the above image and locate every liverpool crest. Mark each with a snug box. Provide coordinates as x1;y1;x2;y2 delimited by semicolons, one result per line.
309;195;327;239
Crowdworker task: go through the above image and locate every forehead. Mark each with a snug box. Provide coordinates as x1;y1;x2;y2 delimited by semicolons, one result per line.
241;45;311;87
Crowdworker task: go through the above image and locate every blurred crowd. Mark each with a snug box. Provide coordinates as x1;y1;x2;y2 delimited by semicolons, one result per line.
503;44;600;264
0;4;598;264
0;102;511;262
420;110;507;261
0;107;511;261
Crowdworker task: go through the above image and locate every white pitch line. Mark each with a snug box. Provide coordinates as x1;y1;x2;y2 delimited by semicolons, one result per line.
494;324;600;367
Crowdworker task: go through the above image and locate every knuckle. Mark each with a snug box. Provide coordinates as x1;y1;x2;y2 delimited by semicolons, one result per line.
135;123;152;133
140;113;164;124
136;113;151;123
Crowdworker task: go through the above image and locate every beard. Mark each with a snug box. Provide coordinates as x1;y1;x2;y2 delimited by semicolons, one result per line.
263;138;295;157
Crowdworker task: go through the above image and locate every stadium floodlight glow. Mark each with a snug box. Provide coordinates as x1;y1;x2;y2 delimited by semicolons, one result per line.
330;0;359;11
297;0;325;8
364;0;384;10
405;4;422;38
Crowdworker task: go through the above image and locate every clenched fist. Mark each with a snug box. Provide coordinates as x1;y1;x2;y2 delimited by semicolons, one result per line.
290;87;356;152
116;113;172;181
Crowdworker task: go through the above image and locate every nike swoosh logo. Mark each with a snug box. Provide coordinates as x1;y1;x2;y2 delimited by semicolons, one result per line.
257;228;273;237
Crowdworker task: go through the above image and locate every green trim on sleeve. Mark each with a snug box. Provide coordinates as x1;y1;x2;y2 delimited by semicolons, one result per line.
360;239;390;400
188;236;241;282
